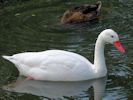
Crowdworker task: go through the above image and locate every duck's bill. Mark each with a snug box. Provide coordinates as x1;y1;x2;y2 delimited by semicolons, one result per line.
113;41;125;53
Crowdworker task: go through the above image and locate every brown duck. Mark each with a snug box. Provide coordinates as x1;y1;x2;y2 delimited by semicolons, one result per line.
61;1;102;24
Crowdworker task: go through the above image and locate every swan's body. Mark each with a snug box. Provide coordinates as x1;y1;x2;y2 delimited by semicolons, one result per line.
2;29;125;81
3;50;97;81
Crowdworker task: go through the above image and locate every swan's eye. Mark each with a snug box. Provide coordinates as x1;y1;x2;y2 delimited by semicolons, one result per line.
111;35;114;38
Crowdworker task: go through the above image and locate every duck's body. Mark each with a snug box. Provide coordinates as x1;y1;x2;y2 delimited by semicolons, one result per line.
2;29;125;81
60;1;102;24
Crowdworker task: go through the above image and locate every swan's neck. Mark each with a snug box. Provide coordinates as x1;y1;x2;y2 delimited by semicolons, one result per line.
94;36;107;73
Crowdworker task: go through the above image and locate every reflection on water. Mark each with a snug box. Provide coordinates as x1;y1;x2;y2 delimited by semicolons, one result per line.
3;77;106;100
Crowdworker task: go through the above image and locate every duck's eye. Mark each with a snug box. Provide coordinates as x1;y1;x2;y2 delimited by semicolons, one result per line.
111;35;114;38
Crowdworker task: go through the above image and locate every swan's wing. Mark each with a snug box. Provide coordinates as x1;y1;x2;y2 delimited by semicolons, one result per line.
4;51;47;66
38;50;93;74
7;50;92;69
27;51;94;81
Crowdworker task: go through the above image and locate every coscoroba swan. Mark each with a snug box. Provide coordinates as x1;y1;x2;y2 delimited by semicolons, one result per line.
2;29;125;81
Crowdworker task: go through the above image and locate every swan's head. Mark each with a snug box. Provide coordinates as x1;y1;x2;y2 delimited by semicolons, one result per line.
100;29;125;53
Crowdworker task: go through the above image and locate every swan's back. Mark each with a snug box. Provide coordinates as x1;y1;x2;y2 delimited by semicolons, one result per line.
11;50;92;67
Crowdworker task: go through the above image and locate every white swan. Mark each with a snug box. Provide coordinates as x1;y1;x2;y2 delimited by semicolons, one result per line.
2;29;125;81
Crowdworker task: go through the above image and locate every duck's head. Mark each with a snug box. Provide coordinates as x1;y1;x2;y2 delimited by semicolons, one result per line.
99;29;125;53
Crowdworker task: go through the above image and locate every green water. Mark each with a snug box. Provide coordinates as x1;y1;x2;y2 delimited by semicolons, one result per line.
0;0;133;100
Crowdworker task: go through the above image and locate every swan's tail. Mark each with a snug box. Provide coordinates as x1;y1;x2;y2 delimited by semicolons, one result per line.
2;55;14;63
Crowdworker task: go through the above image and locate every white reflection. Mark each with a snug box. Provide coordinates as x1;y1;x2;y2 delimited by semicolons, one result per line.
3;77;107;100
